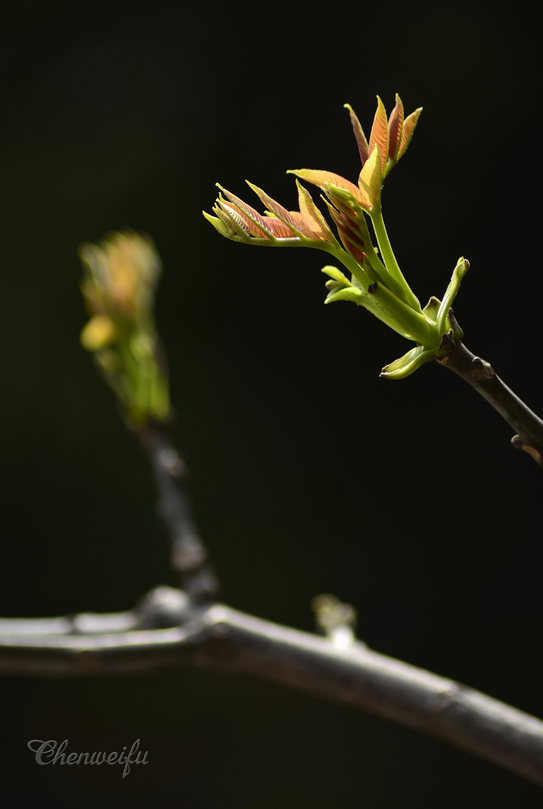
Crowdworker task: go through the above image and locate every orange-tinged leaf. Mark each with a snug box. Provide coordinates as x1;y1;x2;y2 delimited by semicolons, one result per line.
296;181;330;240
218;201;252;236
323;185;361;217
219;199;272;238
358;146;382;208
288;169;363;201
398;107;422;159
339;237;365;263
325;201;366;258
369;96;389;175
287;210;323;239
339;216;366;255
218;187;276;237
262;217;298;238
220;201;271;238
246;182;301;236
344;103;369;165
387;94;404;160
325;182;372;213
327;206;366;263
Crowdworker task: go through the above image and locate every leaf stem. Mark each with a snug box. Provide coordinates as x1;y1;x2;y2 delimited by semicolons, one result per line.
370;205;421;312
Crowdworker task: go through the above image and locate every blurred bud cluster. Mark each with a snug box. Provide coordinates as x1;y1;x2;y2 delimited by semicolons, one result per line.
80;231;170;426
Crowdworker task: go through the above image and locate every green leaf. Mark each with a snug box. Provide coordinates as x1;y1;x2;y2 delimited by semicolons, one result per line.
422;295;441;321
380;345;438;380
321;266;349;283
436;257;470;334
325;286;364;305
203;211;230;236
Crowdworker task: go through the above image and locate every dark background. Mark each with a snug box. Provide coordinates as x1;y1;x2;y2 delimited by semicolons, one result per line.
1;0;542;806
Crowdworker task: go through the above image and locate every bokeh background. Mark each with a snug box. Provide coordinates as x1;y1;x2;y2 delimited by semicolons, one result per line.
1;0;542;806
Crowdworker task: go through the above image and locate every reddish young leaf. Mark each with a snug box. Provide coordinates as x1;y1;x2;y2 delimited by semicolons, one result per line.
261;217;298;238
369;96;389;175
322;183;365;218
387;94;404;161
398;107;423;159
218;189;276;237
294;181;330;240
339;214;367;254
217;202;251;236
291;210;330;239
326;206;366;262
288;169;364;201
247;182;302;235
339;235;366;263
344;104;369;165
220;201;273;238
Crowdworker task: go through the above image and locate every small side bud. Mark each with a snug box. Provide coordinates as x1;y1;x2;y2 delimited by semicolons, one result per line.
380;345;438;380
321;266;364;305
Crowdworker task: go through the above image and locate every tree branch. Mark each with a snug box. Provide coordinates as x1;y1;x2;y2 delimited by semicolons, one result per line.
1;585;542;786
437;340;543;466
138;422;221;602
7;340;542;788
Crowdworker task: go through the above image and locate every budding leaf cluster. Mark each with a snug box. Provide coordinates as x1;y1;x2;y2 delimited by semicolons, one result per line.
204;94;468;379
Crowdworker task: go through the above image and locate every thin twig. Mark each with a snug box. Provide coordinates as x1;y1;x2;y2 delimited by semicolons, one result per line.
139;422;221;602
437;338;543;466
1;586;542;786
